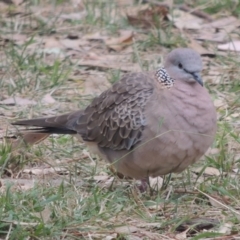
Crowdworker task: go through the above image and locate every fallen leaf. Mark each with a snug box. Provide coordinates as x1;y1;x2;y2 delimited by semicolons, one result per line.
168;9;203;30
12;0;24;5
192;167;220;176
218;222;233;235
232;168;240;174
82;31;109;41
196;30;227;43
41;93;56;104
196;16;240;43
114;226;138;234
0;178;71;190
60;12;86;20
78;60;141;72
83;30;133;51
186;34;215;56
127;4;169;28
5;132;50;149
116;0;135;6
0;96;37;106
205;148;219;155
44;36;62;49
103;234;118;240
0;33;27;45
94;176;115;188
149;176;163;190
23;167;68;175
208;196;226;208
179;4;213;21
218;41;240;52
214;99;226;109
59;38;88;50
105;30;133;51
201;16;240;29
18;181;35;190
175;229;188;240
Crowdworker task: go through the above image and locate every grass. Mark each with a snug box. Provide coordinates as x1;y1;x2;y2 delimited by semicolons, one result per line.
1;0;240;239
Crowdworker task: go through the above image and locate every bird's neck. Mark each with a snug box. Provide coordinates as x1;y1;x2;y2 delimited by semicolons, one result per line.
155;67;175;89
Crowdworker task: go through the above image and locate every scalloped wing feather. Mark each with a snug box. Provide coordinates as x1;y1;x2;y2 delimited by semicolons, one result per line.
73;73;154;150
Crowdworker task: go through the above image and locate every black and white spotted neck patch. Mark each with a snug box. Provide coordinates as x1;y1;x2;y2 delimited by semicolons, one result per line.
155;67;174;89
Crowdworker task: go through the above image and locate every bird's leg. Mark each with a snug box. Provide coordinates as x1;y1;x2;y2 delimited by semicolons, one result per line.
162;173;172;190
138;177;149;192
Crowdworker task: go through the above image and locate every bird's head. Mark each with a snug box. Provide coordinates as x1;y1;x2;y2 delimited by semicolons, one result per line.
164;48;203;86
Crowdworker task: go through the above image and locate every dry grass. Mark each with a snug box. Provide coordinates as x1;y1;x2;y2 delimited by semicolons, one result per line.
1;0;240;239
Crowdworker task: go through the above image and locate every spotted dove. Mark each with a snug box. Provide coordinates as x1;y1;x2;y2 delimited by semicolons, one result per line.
12;48;217;179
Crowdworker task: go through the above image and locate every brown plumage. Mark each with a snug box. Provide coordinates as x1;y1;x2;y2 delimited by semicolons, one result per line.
12;48;217;179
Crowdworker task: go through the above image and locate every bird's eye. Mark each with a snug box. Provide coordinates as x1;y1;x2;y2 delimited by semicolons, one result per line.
178;63;183;69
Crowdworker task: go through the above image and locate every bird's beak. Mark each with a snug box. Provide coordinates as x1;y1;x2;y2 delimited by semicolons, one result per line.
192;72;203;86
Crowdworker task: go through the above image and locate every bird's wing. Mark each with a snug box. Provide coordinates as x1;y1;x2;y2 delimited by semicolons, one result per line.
72;72;154;150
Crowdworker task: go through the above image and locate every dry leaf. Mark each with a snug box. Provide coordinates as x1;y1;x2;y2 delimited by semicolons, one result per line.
59;38;88;50
218;41;240;52
18;181;35;191
41;93;56;104
105;30;133;51
214;98;226;109
44;37;62;49
78;60;141;72
196;30;227;43
126;236;142;240
201;16;240;29
103;234;118;240
82;31;109;41
116;0;135;6
114;226;138;234
175;229;188;240
168;9;203;30
0;33;27;45
218;222;233;234
232;168;240;174
149;176;163;190
0;178;71;191
193;167;220;176
0;96;37;106
205;148;220;155
0;178;35;191
83;30;133;51
12;0;24;5
127;4;168;28
93;175;111;182
23;167;68;175
196;16;240;43
179;4;213;21
208;197;225;208
186;35;214;56
60;12;86;20
94;176;115;188
5;132;50;149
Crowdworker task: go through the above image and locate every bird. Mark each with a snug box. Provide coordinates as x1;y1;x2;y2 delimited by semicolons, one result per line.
12;48;217;180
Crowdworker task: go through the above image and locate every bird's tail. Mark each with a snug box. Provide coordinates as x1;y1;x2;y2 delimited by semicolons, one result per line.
12;110;83;135
11;111;83;146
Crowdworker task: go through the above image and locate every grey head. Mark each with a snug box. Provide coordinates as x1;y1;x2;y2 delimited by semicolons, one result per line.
164;48;203;86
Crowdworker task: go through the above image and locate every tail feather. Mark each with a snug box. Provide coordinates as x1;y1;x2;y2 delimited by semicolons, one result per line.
12;110;83;135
